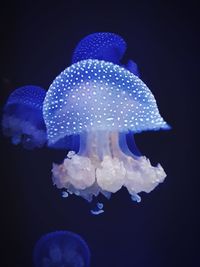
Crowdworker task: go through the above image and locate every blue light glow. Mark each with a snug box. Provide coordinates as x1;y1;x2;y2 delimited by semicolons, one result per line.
33;231;91;267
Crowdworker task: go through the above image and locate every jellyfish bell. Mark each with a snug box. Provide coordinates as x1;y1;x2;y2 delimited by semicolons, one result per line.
43;59;170;211
33;230;91;267
1;85;47;149
72;32;127;65
72;32;140;78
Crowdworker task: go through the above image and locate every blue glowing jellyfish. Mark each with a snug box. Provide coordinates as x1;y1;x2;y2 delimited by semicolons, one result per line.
72;32;140;77
33;231;90;267
72;32;127;65
2;85;79;151
2;85;47;149
43;59;170;209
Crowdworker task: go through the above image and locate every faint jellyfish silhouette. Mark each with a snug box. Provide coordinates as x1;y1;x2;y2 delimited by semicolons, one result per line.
1;85;79;151
72;32;140;77
43;59;170;214
33;231;90;267
1;85;47;149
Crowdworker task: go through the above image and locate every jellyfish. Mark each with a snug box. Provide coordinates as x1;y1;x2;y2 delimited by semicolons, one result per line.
1;85;79;151
33;230;90;267
1;85;47;149
72;32;127;65
72;32;140;77
43;59;170;212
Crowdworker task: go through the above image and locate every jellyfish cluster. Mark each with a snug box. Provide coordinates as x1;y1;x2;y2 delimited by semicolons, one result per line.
33;231;90;267
2;32;170;214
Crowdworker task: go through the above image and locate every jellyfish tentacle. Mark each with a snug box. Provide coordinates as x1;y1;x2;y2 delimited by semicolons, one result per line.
52;130;166;202
90;202;104;215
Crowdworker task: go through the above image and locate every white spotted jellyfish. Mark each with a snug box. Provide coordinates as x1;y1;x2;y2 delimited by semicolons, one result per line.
1;85;79;151
43;59;170;214
72;32;126;65
2;85;47;149
33;231;90;267
72;32;140;77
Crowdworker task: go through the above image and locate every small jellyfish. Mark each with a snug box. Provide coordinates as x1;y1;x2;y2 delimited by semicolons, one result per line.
72;32;127;65
1;85;79;151
72;32;140;77
1;85;47;149
33;230;90;267
43;59;170;208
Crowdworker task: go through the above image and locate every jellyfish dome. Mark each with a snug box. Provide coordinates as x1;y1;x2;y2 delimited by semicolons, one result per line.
2;85;47;149
33;230;91;267
72;32;140;78
43;59;170;209
72;32;127;65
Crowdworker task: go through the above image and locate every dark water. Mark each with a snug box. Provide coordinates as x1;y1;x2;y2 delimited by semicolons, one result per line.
1;1;199;266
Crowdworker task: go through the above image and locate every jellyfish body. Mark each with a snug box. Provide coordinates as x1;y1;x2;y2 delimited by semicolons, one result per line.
33;231;90;267
43;59;169;205
2;85;47;149
72;32;127;65
72;32;140;77
1;85;79;151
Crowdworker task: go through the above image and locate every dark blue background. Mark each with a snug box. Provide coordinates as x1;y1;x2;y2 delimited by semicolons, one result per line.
1;1;199;266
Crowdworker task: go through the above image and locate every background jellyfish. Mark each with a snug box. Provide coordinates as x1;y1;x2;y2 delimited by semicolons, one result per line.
1;85;47;149
72;32;127;65
1;85;79;151
72;32;140;77
43;59;170;212
33;230;91;267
